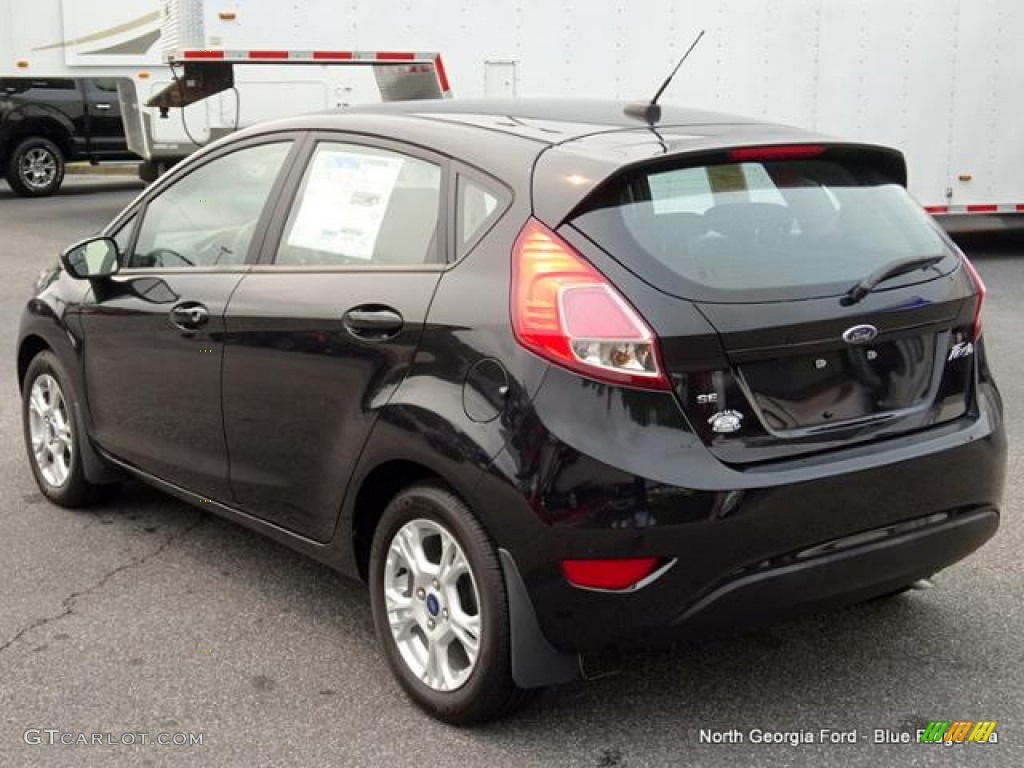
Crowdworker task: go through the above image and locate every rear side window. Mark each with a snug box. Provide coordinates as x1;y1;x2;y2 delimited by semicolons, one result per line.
0;78;76;94
456;174;507;258
572;158;955;302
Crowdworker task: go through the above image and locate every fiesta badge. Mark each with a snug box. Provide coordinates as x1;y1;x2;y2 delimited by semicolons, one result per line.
708;410;744;434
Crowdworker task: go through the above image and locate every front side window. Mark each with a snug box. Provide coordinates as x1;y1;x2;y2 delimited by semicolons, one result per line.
276;142;442;266
111;214;137;256
89;78;121;94
128;142;291;269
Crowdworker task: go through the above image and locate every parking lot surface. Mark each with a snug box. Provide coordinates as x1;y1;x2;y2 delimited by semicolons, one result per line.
0;178;1021;767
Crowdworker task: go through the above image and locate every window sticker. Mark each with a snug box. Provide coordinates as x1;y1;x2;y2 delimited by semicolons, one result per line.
287;148;405;260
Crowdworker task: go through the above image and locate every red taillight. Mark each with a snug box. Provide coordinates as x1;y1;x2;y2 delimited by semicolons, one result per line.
511;218;669;390
562;558;661;591
961;255;986;339
729;144;826;162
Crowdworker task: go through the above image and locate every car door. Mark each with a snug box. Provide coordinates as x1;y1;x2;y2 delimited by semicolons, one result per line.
82;78;128;157
78;137;298;501
221;135;448;541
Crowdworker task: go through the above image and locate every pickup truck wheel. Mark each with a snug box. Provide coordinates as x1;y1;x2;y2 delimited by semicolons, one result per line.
5;137;65;197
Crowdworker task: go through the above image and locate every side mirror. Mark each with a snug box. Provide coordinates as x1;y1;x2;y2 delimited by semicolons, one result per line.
61;237;120;280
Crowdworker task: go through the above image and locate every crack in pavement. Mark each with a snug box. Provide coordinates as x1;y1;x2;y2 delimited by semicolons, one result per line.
0;512;206;656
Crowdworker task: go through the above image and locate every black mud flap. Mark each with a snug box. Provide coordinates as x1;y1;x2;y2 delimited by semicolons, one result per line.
499;549;580;689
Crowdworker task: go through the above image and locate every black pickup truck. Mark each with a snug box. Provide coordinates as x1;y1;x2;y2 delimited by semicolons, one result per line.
1;77;137;197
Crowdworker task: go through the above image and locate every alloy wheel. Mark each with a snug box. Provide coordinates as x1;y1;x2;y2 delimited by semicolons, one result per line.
20;148;58;192
383;518;482;692
27;374;73;487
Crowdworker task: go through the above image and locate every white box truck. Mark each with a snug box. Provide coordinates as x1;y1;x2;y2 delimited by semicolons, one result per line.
2;0;1022;219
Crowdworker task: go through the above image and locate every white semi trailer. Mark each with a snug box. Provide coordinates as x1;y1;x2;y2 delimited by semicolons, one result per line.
2;0;1022;218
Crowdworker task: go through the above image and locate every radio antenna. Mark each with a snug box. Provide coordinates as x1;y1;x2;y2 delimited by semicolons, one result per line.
624;29;707;123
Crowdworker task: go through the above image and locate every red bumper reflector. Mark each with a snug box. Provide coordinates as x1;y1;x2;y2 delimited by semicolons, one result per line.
562;558;660;590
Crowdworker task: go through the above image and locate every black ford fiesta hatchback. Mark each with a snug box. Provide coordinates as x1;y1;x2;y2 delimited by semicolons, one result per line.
18;100;1005;723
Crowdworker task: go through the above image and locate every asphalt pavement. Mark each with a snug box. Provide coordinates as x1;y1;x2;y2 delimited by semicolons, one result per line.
0;177;1021;767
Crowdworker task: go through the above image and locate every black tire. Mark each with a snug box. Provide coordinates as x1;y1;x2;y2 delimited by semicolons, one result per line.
369;483;530;724
22;351;109;507
5;137;66;197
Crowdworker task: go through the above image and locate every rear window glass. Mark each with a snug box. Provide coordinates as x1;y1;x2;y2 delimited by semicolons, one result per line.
571;159;955;303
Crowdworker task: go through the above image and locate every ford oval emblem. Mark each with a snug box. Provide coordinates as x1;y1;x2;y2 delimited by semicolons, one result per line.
842;324;878;345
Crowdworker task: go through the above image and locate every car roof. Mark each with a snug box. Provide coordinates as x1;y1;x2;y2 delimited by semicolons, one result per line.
245;98;808;158
349;98;768;139
235;99;898;225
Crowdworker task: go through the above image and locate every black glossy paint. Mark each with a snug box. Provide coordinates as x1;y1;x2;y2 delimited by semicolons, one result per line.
221;269;442;542
79;271;244;501
17;100;1007;662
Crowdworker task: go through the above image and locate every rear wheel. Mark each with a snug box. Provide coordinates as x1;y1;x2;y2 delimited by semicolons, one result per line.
5;137;65;197
22;351;109;507
368;484;529;724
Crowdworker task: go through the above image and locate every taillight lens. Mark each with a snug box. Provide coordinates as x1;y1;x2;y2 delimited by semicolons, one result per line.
729;144;825;162
562;558;661;591
961;255;986;339
511;218;670;390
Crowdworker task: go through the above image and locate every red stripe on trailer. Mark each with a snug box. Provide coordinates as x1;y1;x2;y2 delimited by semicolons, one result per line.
926;204;1024;215
376;51;416;61
249;50;289;59
313;51;354;60
433;54;451;92
183;50;224;59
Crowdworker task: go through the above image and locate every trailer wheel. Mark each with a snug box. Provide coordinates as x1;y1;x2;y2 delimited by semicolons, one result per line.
5;137;66;197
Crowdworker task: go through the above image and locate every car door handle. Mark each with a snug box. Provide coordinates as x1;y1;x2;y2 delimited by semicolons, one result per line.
170;302;209;330
94;102;112;110
342;306;403;339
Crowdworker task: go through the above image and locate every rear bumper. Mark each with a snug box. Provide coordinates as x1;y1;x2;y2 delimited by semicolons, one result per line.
669;507;997;636
513;500;1002;655
483;374;1007;654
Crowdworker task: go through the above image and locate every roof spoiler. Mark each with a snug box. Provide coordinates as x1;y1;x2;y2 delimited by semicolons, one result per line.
533;140;909;229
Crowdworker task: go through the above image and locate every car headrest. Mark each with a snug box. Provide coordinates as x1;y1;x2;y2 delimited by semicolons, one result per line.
703;203;794;240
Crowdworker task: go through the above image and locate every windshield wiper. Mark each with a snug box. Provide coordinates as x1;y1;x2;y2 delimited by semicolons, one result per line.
840;254;946;306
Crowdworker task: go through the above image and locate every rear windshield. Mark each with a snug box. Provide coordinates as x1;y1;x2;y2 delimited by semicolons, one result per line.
571;158;956;303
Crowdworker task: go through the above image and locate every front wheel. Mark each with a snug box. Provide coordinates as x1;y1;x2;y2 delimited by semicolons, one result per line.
22;351;108;507
369;484;529;724
5;137;66;197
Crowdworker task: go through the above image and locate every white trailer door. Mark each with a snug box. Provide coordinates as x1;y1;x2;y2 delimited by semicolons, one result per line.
814;0;961;208
945;1;1024;211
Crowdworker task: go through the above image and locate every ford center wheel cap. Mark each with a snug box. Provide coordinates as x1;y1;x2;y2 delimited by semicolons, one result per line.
426;593;440;617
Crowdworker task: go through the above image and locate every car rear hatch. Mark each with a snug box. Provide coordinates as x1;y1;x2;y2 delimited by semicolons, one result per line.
559;140;983;464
